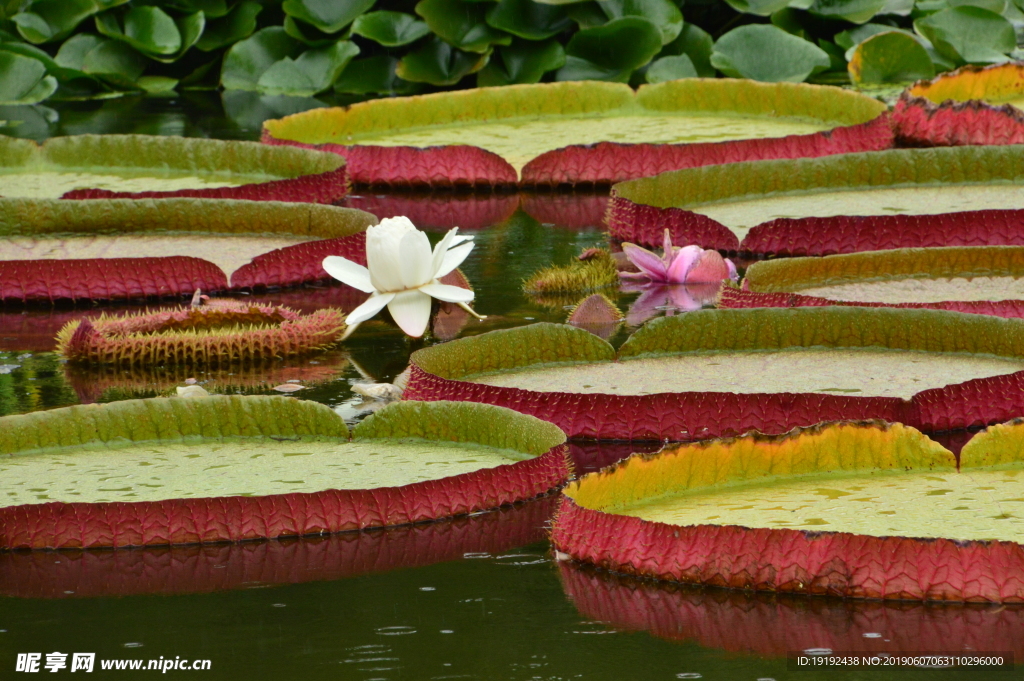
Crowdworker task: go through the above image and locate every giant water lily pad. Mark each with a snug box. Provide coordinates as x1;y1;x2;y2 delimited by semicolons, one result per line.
559;562;1024;655
405;310;1024;440
893;63;1024;147
551;420;1024;601
261;80;888;186
723;246;1024;319
609;146;1024;253
0;134;348;203
0;396;568;549
0;198;374;302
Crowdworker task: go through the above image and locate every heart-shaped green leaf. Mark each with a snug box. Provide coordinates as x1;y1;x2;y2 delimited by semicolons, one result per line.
256;40;360;96
416;0;512;53
351;11;431;46
914;6;1015;64
486;0;574;40
809;0;888;23
722;0;790;16
12;0;97;44
0;51;57;105
848;30;935;85
598;0;683;44
397;35;491;85
220;27;303;91
196;0;261;52
96;6;183;56
477;39;566;86
280;0;375;34
559;16;662;80
334;55;423;94
712;24;831;82
659;23;715;77
645;54;698;83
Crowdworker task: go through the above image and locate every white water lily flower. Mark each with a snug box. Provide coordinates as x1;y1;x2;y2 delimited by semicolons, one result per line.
323;216;483;339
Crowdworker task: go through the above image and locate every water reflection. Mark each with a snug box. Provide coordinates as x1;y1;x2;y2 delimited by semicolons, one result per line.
0;495;556;599
340;191;610;232
558;561;1024;657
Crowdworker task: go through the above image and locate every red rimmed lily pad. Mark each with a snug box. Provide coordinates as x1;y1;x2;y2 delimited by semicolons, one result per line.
0;495;556;599
608;146;1024;254
404;309;1024;440
559;563;1024;655
551;420;1024;602
0;396;569;549
262;80;887;187
56;302;346;367
893;63;1024;147
0;198;374;303
1;134;348;204
723;246;1024;319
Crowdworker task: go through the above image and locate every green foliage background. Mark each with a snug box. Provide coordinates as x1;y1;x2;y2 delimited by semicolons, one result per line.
1;0;1024;105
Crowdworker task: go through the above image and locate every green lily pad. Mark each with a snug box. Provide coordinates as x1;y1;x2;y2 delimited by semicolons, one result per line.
612;146;1024;240
281;0;375;34
333;55;422;95
0;397;568;548
848;31;935;85
744;246;1024;304
12;0;97;44
94;6;189;58
195;0;261;52
220;26;303;92
396;36;491;86
351;11;431;47
808;0;888;23
477;39;566;86
416;0;512;53
54;34;146;90
256;40;360;97
558;17;663;82
645;54;698;83
485;0;573;40
0;51;57;105
597;0;683;45
711;24;831;83
0;134;343;199
659;23;715;78
263;79;885;174
914;6;1015;64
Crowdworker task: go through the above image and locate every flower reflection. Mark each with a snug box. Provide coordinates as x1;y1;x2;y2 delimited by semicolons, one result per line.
623;281;723;326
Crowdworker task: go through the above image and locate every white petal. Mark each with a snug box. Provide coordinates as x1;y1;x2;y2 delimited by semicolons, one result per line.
435;241;474;278
399;229;434;289
366;221;413;292
430;227;461;276
345;292;395;326
420;282;475;303
322;256;375;293
386;289;432;337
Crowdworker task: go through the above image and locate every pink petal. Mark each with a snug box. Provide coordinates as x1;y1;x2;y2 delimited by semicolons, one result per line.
621;242;669;281
665;245;704;283
684;249;730;283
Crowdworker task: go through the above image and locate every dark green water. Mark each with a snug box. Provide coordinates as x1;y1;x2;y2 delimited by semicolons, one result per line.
1;95;1021;680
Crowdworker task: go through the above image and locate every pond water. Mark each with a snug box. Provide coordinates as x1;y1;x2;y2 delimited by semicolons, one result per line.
1;94;1021;680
